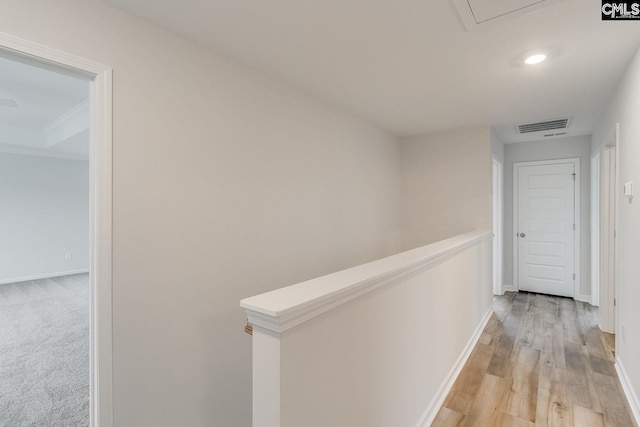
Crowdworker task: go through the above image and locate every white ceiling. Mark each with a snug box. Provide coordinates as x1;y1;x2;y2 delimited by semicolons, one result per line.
0;56;90;159
101;0;640;142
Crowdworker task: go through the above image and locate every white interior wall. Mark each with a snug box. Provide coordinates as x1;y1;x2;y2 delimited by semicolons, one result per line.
0;1;402;425
0;152;89;283
503;136;592;299
592;45;640;418
400;126;492;250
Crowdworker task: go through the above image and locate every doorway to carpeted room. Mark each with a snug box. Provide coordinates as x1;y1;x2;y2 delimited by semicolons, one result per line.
0;55;91;425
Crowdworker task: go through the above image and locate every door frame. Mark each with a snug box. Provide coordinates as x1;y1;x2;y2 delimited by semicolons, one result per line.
492;156;503;295
598;124;619;334
0;32;113;426
513;158;581;299
591;151;601;306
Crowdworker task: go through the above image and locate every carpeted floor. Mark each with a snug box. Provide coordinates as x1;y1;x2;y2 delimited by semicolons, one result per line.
0;273;90;426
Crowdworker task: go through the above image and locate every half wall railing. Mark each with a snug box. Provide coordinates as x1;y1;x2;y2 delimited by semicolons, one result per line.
241;230;493;427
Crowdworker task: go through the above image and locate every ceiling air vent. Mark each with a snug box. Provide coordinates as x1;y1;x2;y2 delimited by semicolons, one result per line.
517;118;569;134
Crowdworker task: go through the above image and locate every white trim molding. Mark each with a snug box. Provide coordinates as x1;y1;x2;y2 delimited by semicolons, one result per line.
599;125;619;334
575;294;593;304
591;151;601;307
0;269;90;285
0;31;114;427
242;231;492;333
492;156;503;296
615;357;640;425
416;307;494;427
503;283;517;293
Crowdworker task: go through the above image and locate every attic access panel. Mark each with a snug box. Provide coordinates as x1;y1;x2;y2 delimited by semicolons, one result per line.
469;0;544;23
453;0;565;29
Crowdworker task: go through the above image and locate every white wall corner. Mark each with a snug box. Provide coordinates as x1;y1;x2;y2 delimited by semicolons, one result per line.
415;307;494;427
615;357;640;425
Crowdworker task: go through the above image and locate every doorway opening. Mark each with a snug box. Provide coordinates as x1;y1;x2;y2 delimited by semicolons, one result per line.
0;34;112;427
0;53;91;425
513;158;580;298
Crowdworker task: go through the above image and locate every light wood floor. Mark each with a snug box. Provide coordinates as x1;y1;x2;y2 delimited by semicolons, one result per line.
432;292;636;427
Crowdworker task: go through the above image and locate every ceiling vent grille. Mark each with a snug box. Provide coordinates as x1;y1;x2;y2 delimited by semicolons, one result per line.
517;118;569;134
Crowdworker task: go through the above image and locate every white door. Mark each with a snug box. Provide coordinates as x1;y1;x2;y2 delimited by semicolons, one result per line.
516;161;576;297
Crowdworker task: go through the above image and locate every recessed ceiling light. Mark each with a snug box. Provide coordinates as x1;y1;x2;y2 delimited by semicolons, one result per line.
524;54;547;65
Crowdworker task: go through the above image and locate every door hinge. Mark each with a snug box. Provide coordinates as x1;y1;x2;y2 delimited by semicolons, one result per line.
573;273;576;281
573;223;576;231
614;298;617;307
572;173;576;181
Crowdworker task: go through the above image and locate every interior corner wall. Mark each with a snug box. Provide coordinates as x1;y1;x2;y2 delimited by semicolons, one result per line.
0;153;89;283
0;1;401;426
503;136;592;299
399;126;492;250
592;44;640;417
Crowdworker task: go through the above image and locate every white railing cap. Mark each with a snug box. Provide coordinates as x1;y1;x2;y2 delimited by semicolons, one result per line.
241;230;491;333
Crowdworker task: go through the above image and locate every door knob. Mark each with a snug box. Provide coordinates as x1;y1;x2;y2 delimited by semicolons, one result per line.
519;233;526;238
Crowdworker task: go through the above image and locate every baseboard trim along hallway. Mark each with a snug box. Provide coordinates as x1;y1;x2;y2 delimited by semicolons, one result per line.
616;357;640;425
0;269;90;286
417;307;494;427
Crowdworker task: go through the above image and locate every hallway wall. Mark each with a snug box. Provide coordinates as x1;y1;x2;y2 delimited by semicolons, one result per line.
592;44;640;420
400;126;492;250
0;1;401;425
503;135;592;300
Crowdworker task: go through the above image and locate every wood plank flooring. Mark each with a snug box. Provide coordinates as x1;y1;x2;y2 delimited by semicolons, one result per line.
432;292;636;427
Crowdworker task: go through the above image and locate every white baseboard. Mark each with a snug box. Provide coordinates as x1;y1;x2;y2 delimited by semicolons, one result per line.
416;307;494;427
0;269;89;285
503;284;516;292
499;286;591;303
615;357;640;425
575;293;593;304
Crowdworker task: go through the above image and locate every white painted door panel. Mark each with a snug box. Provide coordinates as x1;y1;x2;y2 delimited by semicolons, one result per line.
517;162;575;297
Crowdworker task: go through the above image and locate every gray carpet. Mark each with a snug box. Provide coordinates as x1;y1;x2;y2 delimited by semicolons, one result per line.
0;274;90;426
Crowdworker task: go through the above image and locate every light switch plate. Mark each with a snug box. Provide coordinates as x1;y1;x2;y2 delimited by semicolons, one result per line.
624;181;633;198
